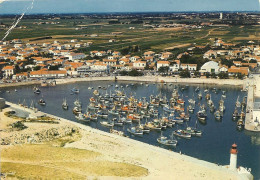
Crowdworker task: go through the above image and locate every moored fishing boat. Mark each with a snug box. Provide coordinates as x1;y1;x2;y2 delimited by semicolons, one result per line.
197;110;207;124
73;106;81;115
38;98;46;106
157;132;177;147
173;129;191;139
34;87;41;94
100;121;114;128
232;108;240;120
214;110;222;120
235;96;241;108
74;99;81;107
184;127;202;137
127;126;143;136
237;119;244;130
62;98;68;110
71;87;79;94
110;128;124;136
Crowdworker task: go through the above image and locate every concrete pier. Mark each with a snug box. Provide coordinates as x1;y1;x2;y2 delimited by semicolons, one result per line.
245;76;260;132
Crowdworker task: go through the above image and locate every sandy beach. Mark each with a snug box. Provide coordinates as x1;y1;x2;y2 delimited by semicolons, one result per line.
0;76;246;89
0;102;250;180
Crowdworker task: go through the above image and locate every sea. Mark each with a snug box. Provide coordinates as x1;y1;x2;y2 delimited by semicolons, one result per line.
0;81;259;178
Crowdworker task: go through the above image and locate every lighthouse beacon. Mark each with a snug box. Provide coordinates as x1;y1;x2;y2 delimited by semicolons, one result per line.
229;143;238;171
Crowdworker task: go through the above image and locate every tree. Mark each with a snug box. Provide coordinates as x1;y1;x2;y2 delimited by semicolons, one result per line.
236;73;245;79
179;70;190;78
128;69;143;76
158;66;169;73
49;65;60;70
119;70;128;76
218;72;229;79
33;66;41;71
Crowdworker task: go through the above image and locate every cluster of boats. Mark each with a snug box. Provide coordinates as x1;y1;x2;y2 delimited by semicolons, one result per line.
232;96;247;130
25;83;247;147
67;85;209;147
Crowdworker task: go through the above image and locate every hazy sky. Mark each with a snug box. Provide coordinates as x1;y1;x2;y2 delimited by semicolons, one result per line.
0;0;259;14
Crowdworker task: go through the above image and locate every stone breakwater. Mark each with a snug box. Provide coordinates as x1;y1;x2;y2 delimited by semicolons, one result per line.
0;76;245;89
1;124;79;145
55;76;245;86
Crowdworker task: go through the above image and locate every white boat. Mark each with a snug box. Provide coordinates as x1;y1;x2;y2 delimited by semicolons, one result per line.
71;87;79;93
34;88;41;94
75;113;87;121
235;96;241;108
100;121;114;128
127;127;143;136
62;98;68;110
74;99;81;107
157;132;177;146
173;129;191;139
38;98;46;106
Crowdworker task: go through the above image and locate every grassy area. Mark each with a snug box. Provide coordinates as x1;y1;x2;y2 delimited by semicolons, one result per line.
2;17;260;54
1;141;148;179
1;162;85;179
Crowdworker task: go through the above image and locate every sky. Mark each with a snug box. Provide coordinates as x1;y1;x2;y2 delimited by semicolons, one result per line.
0;0;259;14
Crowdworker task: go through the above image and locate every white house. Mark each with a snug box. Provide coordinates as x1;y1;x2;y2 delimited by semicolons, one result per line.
2;66;14;77
219;66;228;72
169;63;180;72
103;59;117;66
133;61;146;70
130;56;141;62
30;70;67;78
200;61;220;74
66;53;86;61
157;61;170;71
180;64;197;71
90;62;107;72
144;51;155;57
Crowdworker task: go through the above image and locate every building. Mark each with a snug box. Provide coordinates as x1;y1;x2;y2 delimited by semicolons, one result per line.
228;66;249;76
200;61;219;74
144;51;155;57
161;52;173;60
227;144;253;179
133;61;146;70
181;64;197;71
157;61;170;71
66;53;86;61
30;70;67;78
2;66;14;77
90;62;107;72
103;59;117;66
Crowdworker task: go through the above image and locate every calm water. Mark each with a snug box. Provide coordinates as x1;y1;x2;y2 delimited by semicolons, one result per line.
1;81;259;178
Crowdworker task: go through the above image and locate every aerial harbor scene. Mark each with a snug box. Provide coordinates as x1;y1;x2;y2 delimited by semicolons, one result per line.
0;0;260;179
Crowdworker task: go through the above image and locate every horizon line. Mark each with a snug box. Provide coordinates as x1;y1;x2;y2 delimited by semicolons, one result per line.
0;10;260;16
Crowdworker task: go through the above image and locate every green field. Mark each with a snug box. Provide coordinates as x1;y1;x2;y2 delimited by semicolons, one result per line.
1;17;260;55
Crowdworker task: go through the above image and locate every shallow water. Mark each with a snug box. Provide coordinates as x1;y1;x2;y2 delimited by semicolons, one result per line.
0;81;259;178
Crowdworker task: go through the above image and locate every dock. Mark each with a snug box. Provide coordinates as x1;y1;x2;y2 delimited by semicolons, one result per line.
245;76;260;132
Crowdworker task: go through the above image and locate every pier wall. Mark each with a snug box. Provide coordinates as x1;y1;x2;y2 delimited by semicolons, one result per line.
116;76;244;86
55;76;244;86
245;76;260;132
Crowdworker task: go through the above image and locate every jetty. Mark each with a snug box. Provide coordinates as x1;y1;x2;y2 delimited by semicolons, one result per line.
245;75;260;132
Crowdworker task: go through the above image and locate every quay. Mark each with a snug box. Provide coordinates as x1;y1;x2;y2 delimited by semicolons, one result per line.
245;75;260;132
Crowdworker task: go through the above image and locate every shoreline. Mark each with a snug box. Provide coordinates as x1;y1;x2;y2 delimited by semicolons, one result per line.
0;76;245;88
3;101;253;180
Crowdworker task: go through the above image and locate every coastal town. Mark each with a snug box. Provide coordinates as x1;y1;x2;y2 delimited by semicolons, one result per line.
0;37;258;80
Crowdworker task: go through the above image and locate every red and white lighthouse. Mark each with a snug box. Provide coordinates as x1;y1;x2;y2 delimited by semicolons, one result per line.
229;143;238;171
